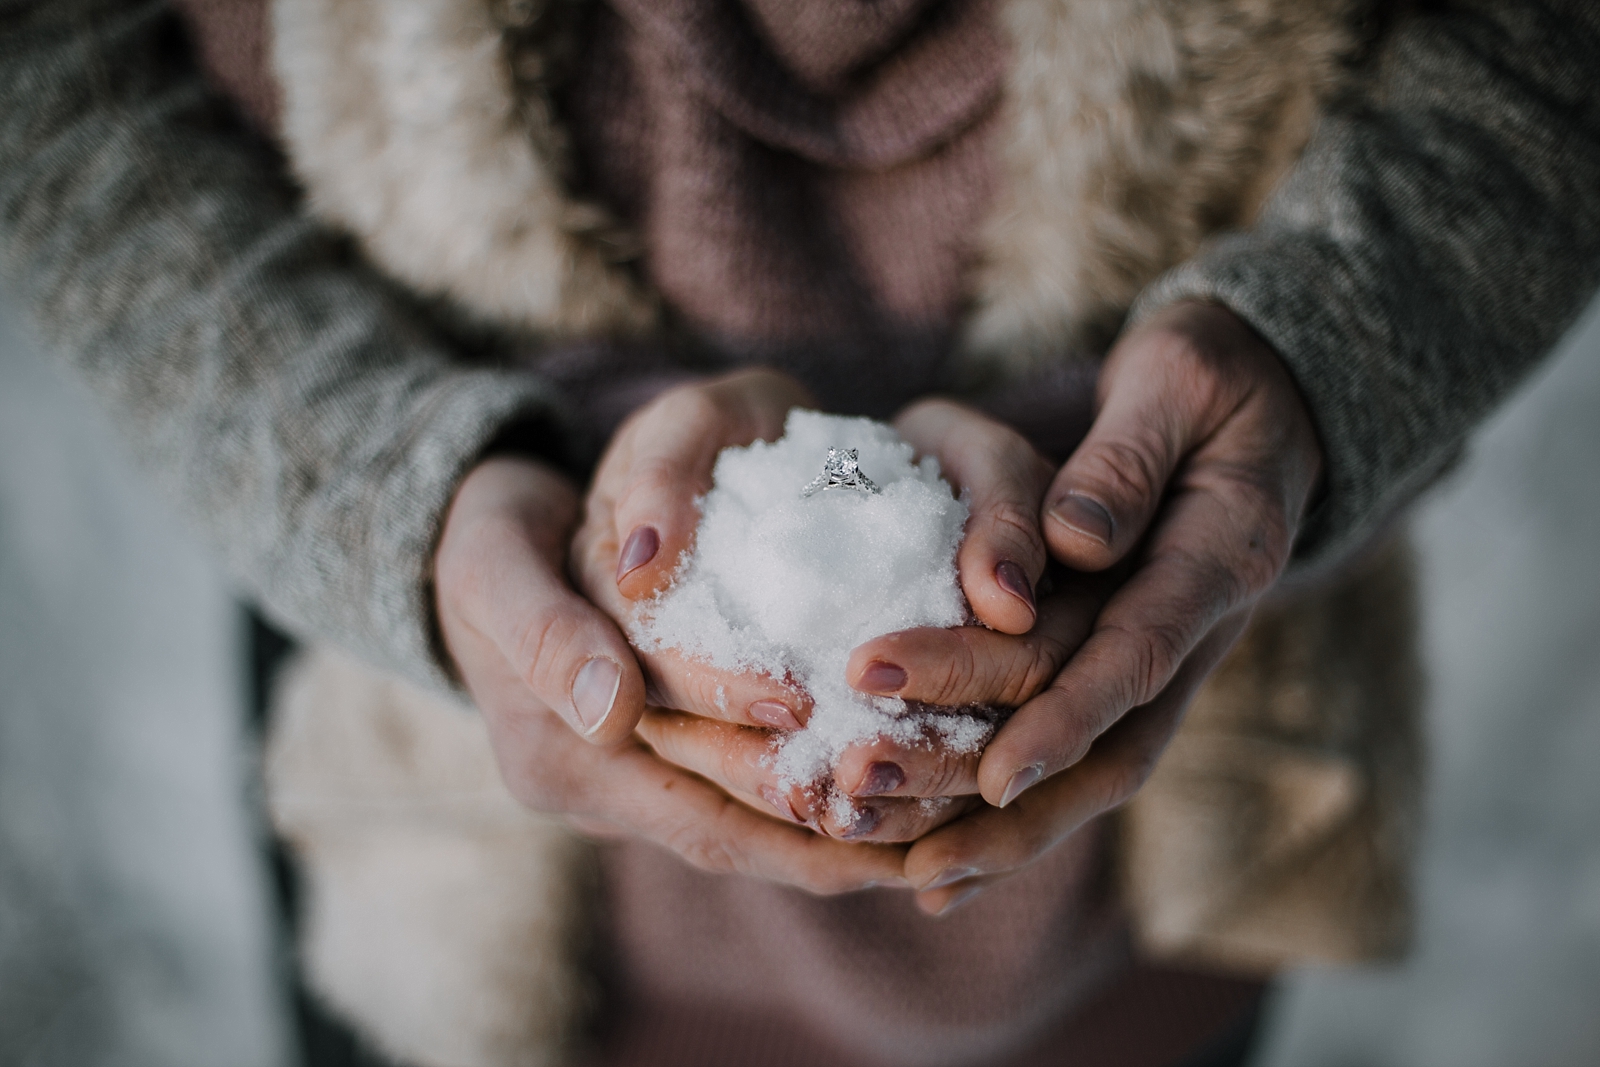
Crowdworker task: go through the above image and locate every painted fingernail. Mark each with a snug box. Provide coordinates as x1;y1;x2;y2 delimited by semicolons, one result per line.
840;804;882;840
749;700;803;730
616;525;660;582
856;761;906;797
1000;762;1046;807
571;658;622;734
857;660;908;694
924;865;982;891
994;560;1036;613
1048;493;1114;546
936;883;985;916
759;785;803;823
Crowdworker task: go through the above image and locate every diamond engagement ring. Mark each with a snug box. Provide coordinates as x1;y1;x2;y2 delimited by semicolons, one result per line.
801;447;881;497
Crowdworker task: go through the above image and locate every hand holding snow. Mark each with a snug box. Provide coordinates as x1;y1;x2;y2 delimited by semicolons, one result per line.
632;410;998;792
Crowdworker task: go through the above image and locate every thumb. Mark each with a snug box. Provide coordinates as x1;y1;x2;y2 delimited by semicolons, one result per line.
484;540;649;745
895;400;1054;635
607;370;809;599
438;459;649;745
1044;327;1220;571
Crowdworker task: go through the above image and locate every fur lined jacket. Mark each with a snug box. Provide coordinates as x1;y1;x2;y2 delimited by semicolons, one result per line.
3;0;1600;1064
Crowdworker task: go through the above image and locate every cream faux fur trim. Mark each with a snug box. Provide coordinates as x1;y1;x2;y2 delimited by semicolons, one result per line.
266;648;596;1067
271;0;656;338
270;0;1364;360
1123;538;1421;967
962;0;1366;371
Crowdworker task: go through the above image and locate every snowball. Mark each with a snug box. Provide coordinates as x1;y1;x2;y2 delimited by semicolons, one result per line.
632;410;997;791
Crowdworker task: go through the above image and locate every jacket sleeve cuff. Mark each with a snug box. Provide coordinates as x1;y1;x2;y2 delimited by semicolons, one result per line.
247;369;563;694
1127;236;1460;572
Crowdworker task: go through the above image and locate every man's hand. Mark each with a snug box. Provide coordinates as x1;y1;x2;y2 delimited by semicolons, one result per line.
899;300;1324;913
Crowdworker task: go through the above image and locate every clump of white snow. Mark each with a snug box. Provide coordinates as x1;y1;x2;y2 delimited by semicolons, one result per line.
631;410;997;794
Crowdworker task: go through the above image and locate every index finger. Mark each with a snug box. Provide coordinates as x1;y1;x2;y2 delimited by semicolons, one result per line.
485;698;906;894
577;509;814;729
637;645;813;730
596;370;811;600
977;474;1288;808
895;400;1055;635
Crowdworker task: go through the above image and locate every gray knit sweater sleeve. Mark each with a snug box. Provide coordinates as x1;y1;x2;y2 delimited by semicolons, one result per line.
1134;0;1600;567
0;0;563;690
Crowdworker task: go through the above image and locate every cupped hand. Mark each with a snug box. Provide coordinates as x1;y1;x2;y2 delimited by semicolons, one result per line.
570;368;819;729
571;370;1004;843
435;454;906;892
876;300;1322;913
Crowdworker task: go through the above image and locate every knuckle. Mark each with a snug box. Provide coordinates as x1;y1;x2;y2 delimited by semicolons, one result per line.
440;514;524;595
511;607;580;696
927;638;979;705
1138;619;1192;698
624;455;689;509
1084;434;1166;511
1200;474;1296;595
802;865;860;896
1166;542;1252;617
922;751;971;798
1010;641;1064;705
1240;505;1294;592
1098;617;1190;710
659;384;724;425
982;499;1043;559
683;668;729;719
434;547;489;619
665;811;742;875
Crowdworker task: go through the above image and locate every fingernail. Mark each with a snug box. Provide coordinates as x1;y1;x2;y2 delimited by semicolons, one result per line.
1048;493;1114;546
857;660;908;694
749;700;803;730
616;525;660;582
864;877;911;890
936;883;985;916
571;658;622;734
840;804;882;840
759;785;803;824
924;865;982;891
856;761;905;797
1000;763;1045;807
994;560;1036;613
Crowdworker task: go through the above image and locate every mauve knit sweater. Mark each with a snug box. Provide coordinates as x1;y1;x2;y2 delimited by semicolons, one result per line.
2;0;1599;1063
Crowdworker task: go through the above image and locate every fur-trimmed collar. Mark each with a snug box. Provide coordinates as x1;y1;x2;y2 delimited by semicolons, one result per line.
272;0;1368;368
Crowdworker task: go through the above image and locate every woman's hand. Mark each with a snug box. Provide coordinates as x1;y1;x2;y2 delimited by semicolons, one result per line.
570;368;819;729
435;454;906;892
882;301;1323;914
